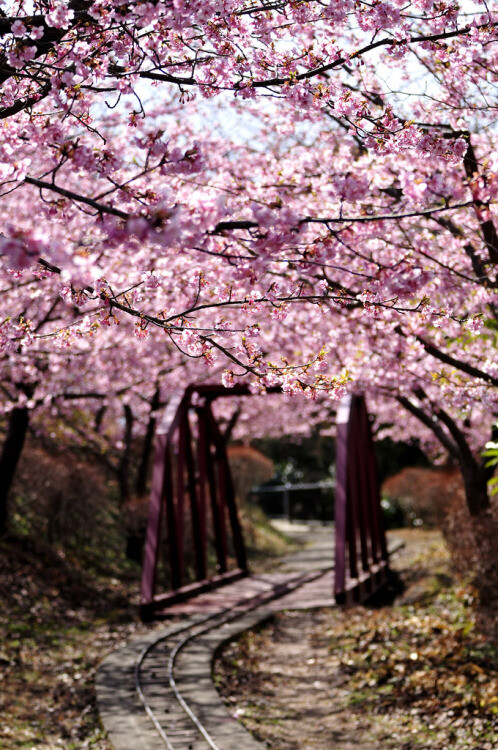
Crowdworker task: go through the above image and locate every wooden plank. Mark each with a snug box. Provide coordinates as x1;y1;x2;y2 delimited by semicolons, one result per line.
139;568;248;619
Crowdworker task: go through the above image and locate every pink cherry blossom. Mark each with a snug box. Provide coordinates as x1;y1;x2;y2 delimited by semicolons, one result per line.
11;21;27;37
0;0;495;525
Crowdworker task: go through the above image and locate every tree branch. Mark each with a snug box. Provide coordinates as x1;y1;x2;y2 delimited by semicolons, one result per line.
462;136;498;266
249;22;498;88
25;176;129;219
395;325;498;387
213;202;474;234
396;394;459;459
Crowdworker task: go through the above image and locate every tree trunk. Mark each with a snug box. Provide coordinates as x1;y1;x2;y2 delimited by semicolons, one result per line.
117;404;134;506
469;508;498;616
397;394;497;614
460;461;491;517
448;459;498;614
135;387;160;496
0;406;30;536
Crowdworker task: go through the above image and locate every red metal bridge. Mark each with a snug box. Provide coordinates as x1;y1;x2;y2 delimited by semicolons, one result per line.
140;384;391;620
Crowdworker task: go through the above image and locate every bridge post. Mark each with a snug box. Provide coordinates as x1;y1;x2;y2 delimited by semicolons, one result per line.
140;432;167;607
334;393;391;604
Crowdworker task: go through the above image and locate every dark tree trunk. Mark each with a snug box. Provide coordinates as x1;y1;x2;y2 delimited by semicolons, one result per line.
135;387;160;496
127;389;162;563
397;394;498;612
116;403;144;563
458;420;498;517
460;460;491;517
94;404;106;433
117;404;134;506
0;406;30;536
470;510;498;613
460;452;498;612
397;393;494;518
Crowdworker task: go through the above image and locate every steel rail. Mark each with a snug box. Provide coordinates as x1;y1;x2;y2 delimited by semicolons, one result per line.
134;613;223;750
135;567;332;749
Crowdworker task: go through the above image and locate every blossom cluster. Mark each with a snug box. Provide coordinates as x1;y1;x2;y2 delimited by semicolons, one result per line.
0;0;496;462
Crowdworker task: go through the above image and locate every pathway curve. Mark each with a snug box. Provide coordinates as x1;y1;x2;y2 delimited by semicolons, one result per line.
96;522;335;750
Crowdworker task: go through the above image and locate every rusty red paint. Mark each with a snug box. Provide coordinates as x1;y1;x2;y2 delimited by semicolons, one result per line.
140;385;251;619
334;393;390;605
140;432;167;605
141;384;388;619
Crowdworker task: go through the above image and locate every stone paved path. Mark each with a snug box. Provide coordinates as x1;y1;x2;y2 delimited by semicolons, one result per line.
96;522;335;749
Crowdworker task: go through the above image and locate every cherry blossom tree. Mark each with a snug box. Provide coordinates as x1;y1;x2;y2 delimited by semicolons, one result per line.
0;0;497;581
0;259;220;533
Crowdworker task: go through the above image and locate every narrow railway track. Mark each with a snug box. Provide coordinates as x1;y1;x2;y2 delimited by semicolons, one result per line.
134;567;332;750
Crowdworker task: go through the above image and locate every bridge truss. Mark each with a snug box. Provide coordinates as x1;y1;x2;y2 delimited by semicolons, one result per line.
140;385;390;619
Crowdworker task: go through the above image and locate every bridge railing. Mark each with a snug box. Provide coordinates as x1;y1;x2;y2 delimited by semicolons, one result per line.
140;385;391;618
140;385;250;620
334;393;390;604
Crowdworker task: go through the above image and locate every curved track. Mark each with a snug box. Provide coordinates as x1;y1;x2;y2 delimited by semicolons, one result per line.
134;568;331;750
